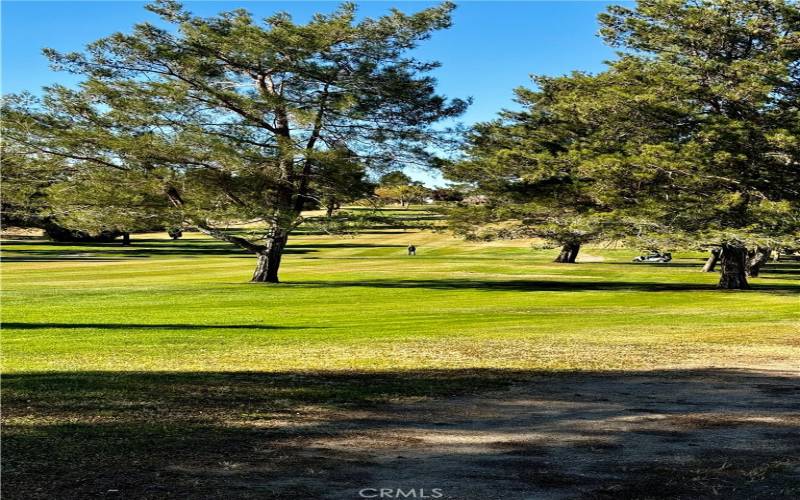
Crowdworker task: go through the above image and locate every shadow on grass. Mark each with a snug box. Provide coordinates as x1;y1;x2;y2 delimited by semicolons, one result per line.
288;243;407;249
292;225;432;235
0;239;414;262
1;239;252;261
613;261;709;268
1;256;141;263
758;266;800;276
617;261;800;275
285;278;800;294
2;323;325;331
3;369;799;499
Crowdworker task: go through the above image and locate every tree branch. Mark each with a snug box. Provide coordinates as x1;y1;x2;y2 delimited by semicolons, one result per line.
193;221;267;254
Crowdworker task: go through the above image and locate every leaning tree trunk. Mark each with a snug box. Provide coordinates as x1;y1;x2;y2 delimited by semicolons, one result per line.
567;243;580;263
251;230;288;283
701;248;721;272
554;243;581;263
718;242;749;290
746;246;771;277
554;245;571;263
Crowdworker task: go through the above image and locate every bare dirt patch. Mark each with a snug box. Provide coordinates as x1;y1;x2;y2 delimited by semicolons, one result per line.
300;369;800;499
3;369;799;499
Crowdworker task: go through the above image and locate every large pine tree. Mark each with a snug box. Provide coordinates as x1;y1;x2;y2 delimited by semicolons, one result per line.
2;0;466;282
446;0;800;289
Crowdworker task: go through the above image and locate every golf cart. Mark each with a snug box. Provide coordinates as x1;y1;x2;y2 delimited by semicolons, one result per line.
632;251;672;263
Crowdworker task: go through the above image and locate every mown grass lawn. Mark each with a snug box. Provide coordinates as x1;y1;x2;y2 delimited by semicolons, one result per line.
3;214;798;373
2;210;799;498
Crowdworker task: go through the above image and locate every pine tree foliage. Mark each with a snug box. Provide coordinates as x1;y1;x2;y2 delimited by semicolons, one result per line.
445;0;799;287
2;0;466;281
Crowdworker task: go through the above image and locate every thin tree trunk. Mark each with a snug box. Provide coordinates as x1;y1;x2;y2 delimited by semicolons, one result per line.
746;246;771;277
251;230;288;283
122;232;131;246
718;242;749;290
701;248;720;272
554;242;580;263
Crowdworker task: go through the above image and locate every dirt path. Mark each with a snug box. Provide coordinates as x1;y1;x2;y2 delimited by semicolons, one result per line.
5;368;800;499
284;369;800;499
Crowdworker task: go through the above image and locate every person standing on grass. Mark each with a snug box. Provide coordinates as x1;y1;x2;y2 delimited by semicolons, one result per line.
408;244;416;256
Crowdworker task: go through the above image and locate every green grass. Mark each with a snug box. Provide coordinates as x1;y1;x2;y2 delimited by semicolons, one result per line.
2;210;799;498
3;213;799;373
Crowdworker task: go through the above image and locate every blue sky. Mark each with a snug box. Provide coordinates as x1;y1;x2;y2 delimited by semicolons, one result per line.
1;1;626;184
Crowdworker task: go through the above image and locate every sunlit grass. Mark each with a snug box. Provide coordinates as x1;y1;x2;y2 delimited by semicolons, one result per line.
3;209;798;373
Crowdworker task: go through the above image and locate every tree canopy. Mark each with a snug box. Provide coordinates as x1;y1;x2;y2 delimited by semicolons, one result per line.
445;0;800;288
374;170;430;207
2;0;467;282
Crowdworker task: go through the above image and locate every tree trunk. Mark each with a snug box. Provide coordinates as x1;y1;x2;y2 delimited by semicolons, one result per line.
554;245;570;263
122;232;131;246
746;246;770;277
554;242;580;263
325;199;340;218
701;248;720;272
567;243;580;263
718;243;749;290
251;230;287;283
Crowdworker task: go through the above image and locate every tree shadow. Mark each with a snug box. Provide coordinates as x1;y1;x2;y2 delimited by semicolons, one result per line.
759;265;800;276
0;239;317;261
3;369;799;499
288;243;407;249
286;278;800;294
1;238;417;262
615;260;800;275
613;261;708;268
2;322;325;331
1;256;138;263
